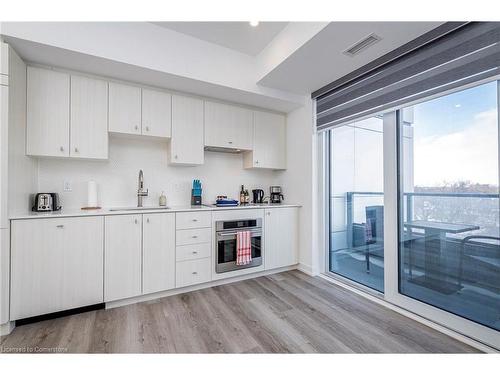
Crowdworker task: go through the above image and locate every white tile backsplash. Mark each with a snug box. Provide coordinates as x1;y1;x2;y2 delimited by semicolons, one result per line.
37;136;279;209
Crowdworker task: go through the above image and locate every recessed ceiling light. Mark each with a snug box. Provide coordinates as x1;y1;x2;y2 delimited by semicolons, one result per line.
249;21;259;27
455;104;462;108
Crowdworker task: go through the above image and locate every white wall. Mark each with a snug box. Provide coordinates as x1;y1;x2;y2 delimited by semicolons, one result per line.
277;99;315;274
8;46;38;213
36;136;279;210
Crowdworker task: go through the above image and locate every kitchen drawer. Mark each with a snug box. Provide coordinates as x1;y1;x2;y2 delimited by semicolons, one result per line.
176;227;211;246
176;257;211;288
176;211;211;230
176;243;211;262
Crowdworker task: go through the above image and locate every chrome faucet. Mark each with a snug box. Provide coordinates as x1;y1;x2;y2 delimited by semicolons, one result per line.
137;169;149;207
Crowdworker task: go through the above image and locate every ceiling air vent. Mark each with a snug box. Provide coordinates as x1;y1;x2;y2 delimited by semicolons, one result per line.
343;33;381;57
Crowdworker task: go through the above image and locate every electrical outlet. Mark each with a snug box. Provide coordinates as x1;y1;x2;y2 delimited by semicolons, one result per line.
63;181;72;192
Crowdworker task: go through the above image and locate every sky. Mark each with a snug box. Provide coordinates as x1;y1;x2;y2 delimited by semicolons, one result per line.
410;81;499;188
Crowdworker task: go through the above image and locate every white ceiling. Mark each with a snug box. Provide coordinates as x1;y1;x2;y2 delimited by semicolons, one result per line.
257;22;443;94
151;22;288;56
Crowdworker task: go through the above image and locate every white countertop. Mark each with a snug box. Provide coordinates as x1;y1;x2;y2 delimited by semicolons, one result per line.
9;203;301;220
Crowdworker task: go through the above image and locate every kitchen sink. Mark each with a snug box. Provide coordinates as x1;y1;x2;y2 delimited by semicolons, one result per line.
109;206;170;212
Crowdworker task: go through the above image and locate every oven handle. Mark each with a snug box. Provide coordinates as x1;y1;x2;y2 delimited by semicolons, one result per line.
217;230;262;237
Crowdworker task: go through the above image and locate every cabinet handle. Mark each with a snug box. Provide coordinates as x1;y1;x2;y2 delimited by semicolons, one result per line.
192;251;198;254
192;219;198;222
255;160;259;164
192;235;198;239
74;147;79;153
56;224;64;228
147;218;150;223
174;155;178;159
228;141;233;144
135;219;138;224
267;212;271;216
192;271;198;275
60;146;64;152
135;125;139;131
145;126;149;131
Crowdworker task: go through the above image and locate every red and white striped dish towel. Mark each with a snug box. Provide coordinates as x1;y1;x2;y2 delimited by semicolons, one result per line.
236;231;252;266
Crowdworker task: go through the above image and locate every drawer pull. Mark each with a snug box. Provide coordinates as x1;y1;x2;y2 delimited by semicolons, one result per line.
192;219;198;222
192;235;198;239
56;224;64;228
192;251;198;254
192;271;198;275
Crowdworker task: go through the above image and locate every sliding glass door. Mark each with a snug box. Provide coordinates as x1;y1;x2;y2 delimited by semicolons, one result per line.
325;79;500;348
329;116;385;292
398;81;499;331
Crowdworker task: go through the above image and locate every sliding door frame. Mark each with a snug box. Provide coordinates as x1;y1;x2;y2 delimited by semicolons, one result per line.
322;76;500;350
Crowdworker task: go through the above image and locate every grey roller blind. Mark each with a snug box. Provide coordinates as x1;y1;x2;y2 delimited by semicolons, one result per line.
315;22;500;131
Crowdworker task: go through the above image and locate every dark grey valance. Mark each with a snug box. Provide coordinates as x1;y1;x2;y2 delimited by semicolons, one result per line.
315;22;500;131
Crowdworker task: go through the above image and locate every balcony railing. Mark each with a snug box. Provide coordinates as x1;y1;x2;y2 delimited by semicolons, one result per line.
344;191;500;247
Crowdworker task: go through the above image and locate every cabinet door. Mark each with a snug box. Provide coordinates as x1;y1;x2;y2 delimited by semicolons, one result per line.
0;86;8;228
108;82;141;135
26;67;70;157
245;111;286;170
170;95;204;165
143;213;175;294
70;75;108;159
10;217;104;320
204;101;253;150
142;88;172;138
0;228;9;324
264;207;299;270
105;214;142;302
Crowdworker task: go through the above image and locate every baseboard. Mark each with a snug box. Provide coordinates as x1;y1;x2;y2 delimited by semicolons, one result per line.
297;263;313;276
106;265;299;309
0;321;15;336
317;273;498;353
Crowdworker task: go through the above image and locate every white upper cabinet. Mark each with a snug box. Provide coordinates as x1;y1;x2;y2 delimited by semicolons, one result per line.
142;213;176;294
204;101;253;151
70;75;108;159
26;67;70;157
108;82;142;135
109;83;171;138
264;207;299;270
243;111;286;170
142;88;172;138
170;94;204;165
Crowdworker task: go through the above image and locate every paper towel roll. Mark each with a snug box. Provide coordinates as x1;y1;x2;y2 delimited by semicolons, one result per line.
87;180;98;207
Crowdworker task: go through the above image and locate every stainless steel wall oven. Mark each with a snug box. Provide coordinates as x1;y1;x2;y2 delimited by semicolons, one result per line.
215;218;263;273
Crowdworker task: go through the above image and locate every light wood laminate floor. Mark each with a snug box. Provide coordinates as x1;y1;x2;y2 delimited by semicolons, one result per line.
0;271;479;353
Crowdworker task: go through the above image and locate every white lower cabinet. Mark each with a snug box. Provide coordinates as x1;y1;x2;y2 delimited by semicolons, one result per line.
175;258;211;288
104;214;142;302
264;207;299;270
10;217;104;320
142;213;176;295
175;211;212;288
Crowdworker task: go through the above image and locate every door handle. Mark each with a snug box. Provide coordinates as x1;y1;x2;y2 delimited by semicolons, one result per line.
56;224;64;228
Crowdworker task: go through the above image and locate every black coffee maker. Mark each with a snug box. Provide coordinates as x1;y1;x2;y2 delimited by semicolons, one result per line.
252;189;264;204
270;186;284;204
